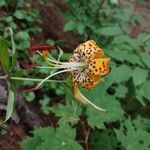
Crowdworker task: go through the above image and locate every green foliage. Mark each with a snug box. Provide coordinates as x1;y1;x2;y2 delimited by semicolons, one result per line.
0;0;41;50
0;38;11;73
115;118;150;150
21;124;83;150
0;28;19;122
84;84;124;129
62;0;150;149
90;130;118;150
23;92;35;102
0;0;150;149
50;85;82;125
4;82;15;122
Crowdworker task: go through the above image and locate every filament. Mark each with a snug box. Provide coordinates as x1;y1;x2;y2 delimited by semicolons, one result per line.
35;68;77;89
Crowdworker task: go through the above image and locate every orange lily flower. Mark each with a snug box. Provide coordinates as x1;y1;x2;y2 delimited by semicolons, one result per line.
69;40;110;111
27;40;110;111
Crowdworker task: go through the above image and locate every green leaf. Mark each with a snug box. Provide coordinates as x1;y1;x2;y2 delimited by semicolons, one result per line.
64;20;76;31
0;38;11;73
5;28;17;71
23;92;35;102
132;67;148;86
125;53;144;67
4;82;15;122
5;16;13;22
96;26;123;36
21;125;83;150
133;116;150;132
20;136;42;150
115;84;128;98
90;130;118;150
84;84;124;129
14;10;26;19
136;81;150;103
76;22;85;34
112;35;130;44
140;52;150;68
107;50;127;62
115;65;132;84
115;118;150;150
15;31;30;41
0;0;6;6
50;85;82;125
39;96;51;115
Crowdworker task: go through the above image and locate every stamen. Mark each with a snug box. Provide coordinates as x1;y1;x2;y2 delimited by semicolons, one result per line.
37;50;62;65
34;61;86;69
36;50;86;69
35;68;78;89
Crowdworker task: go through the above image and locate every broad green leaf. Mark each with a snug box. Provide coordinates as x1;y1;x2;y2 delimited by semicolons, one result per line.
64;20;76;31
0;0;6;6
115;118;150;150
114;9;132;22
125;54;144;67
0;38;11;73
96;26;123;36
84;84;124;129
14;10;26;19
115;65;132;83
135;93;146;106
50;85;82;125
112;35;131;44
21;125;83;150
136;81;150;103
90;130;118;150
115;84;128;98
23;92;35;102
5;16;13;22
110;0;118;4
76;22;85;34
132;67;148;86
103;65;118;88
133;116;150;131
107;50;126;62
20;136;42;150
54;124;82;150
15;31;30;41
140;52;150;68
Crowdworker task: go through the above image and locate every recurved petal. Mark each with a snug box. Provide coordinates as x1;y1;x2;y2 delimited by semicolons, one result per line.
88;58;110;76
73;81;106;112
73;40;104;62
72;69;102;90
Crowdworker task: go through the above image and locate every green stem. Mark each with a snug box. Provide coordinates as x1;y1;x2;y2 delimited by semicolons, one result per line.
0;76;65;83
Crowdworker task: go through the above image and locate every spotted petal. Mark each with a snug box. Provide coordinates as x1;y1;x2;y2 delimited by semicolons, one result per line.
73;40;104;62
72;69;102;90
88;58;110;76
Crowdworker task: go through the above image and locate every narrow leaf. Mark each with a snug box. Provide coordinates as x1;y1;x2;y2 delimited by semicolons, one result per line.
4;82;15;122
5;27;17;70
0;38;11;73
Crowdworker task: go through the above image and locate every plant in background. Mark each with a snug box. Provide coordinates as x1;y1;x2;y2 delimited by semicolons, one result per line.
63;0;150;149
0;0;41;54
0;0;150;149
